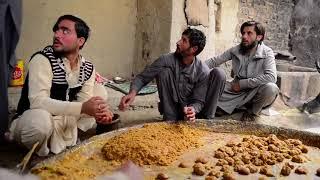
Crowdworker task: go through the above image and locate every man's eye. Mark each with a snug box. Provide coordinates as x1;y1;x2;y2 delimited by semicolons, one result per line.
63;29;70;34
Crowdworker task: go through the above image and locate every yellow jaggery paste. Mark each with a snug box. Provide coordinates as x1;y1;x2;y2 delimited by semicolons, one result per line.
102;123;207;166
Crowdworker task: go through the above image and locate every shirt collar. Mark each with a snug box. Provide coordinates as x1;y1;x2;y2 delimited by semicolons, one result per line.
62;55;84;72
231;42;267;60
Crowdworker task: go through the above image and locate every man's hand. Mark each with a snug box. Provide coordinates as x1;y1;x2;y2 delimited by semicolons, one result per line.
119;90;137;111
183;106;196;122
95;104;114;124
231;81;240;92
81;96;106;117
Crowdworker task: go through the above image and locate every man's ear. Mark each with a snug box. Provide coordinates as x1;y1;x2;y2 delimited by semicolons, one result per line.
78;37;85;47
191;46;198;55
257;35;263;42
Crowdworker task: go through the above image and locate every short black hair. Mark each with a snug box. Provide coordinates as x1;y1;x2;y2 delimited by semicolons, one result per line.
53;15;90;49
182;28;206;56
240;20;265;42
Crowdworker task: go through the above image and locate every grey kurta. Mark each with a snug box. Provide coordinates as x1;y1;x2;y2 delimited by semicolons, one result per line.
205;43;278;114
0;0;22;137
131;53;210;120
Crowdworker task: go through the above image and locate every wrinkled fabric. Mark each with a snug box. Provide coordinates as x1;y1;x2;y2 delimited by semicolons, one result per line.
206;43;278;114
10;54;107;156
131;53;210;119
0;0;22;137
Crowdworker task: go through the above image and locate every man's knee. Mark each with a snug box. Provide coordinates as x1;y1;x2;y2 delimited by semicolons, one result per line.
209;67;226;82
258;83;279;98
17;109;53;146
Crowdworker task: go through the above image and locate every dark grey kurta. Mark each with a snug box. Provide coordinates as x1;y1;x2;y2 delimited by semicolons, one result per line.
0;0;22;137
205;43;278;114
131;53;210;120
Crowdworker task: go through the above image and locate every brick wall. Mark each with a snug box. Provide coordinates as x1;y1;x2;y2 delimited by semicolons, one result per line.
237;0;294;52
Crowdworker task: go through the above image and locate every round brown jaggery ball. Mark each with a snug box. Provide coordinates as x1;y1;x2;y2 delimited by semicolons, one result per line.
247;165;258;173
205;176;217;180
193;163;206;176
259;166;274;177
280;165;292;176
316;168;320;176
238;166;250;175
295;166;308;175
195;157;209;164
222;172;236;180
208;169;222;178
156;173;169;180
292;155;305;163
178;162;190;168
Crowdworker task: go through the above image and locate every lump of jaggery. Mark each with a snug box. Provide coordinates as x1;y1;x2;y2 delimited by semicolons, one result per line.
280;165;292;176
193;163;206;176
214;151;225;159
195;157;209;164
156;173;169;180
292;155;306;163
237;166;250;175
268;144;280;152
178;162;190;168
226;141;237;147
285;162;295;169
316;168;320;176
300;146;308;153
220;165;233;174
259;166;274;177
205;176;217;180
208;169;222;178
222;172;236;180
102;123;206;166
286;139;302;146
225;157;235;166
252;157;264;166
247;165;258;173
295;166;308;175
216;159;228;166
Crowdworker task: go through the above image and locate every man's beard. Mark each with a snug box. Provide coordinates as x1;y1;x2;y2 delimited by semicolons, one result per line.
174;46;183;60
239;40;258;55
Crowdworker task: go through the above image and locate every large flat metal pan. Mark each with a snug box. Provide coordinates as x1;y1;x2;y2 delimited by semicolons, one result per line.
32;120;320;179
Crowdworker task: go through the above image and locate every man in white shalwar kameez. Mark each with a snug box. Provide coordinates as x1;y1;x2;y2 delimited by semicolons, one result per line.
9;15;113;156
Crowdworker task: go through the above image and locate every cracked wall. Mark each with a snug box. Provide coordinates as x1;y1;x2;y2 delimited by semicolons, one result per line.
133;0;172;75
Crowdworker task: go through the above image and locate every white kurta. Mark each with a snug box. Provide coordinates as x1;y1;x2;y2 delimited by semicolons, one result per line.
9;54;102;156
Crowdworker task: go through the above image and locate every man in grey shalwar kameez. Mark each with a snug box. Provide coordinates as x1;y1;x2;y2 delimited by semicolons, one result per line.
0;0;22;143
119;28;226;121
206;21;279;121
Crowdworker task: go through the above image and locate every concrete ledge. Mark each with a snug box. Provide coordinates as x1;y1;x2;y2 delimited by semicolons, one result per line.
8;86;160;114
277;71;320;101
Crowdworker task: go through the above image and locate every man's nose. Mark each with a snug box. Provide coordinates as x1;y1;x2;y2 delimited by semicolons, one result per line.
176;39;181;46
54;30;62;38
242;33;248;39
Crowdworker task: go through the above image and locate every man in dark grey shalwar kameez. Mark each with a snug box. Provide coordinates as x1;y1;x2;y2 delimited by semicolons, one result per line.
206;21;279;121
0;0;22;142
119;28;226;121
